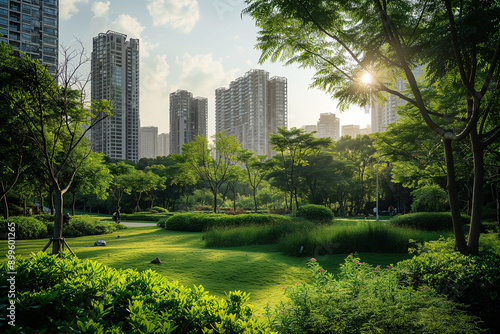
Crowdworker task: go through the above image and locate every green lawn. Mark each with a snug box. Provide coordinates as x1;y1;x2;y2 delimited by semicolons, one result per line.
0;225;411;315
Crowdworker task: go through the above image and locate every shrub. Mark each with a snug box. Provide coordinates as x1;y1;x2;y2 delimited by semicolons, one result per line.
296;204;334;223
265;255;483;333
121;212;174;222
395;240;500;332
389;212;469;231
160;212;291;232
411;184;448;212
151;206;169;213
0;252;273;333
0;216;48;239
62;216;124;237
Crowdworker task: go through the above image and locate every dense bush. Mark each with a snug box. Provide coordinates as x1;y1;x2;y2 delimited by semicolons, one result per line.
265;255;483;333
160;212;291;232
411;184;448;212
395;239;500;332
389;212;469;231
277;221;449;255
61;216;126;238
296;204;334;222
151;206;169;213
0;252;273;333
204;220;315;247
0;216;47;239
121;212;174;222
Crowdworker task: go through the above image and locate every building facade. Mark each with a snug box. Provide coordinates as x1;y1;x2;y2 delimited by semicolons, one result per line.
215;69;287;157
317;112;340;140
90;30;140;162
158;132;169;157
169;89;207;155
0;0;59;78
139;126;158;159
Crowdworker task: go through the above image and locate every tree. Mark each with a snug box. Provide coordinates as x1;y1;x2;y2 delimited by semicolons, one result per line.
182;133;241;213
270;127;332;211
169;154;198;211
0;43;112;254
107;161;135;209
238;149;269;212
243;0;500;255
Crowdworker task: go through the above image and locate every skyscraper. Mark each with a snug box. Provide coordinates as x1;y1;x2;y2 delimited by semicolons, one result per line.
0;0;59;78
169;89;207;155
139;126;158;159
90;30;140;162
317;113;340;140
158;133;170;157
215;69;287;157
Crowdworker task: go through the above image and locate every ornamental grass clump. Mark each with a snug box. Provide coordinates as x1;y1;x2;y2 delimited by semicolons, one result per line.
265;255;484;333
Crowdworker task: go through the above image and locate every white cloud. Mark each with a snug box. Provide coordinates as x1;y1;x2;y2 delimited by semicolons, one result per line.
91;1;110;18
112;14;145;39
60;0;89;21
146;0;200;33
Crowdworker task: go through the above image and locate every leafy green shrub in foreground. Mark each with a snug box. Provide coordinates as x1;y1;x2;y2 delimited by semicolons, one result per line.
389;212;469;231
296;204;334;222
0;252;274;333
265;256;483;334
0;216;47;239
160;212;291;232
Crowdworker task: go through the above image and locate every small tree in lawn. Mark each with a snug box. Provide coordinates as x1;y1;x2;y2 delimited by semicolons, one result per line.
0;43;112;255
182;132;241;213
238;149;270;212
169;154;197;211
107;161;135;209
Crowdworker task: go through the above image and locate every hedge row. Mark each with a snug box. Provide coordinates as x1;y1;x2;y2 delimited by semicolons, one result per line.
0;252;273;333
0;215;126;240
120;212;175;222
158;212;291;232
389;212;469;231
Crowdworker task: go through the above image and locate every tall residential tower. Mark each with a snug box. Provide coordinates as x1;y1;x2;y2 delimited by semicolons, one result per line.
90;30;140;162
0;0;59;78
169;89;207;154
215;69;287;157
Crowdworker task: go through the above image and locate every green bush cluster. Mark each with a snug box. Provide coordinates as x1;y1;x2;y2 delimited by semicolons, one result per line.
121;212;175;222
395;241;500;332
389;212;469;231
0;252;274;333
61;216;126;238
159;212;291;232
265;255;483;333
151;206;169;213
295;204;334;222
0;216;47;239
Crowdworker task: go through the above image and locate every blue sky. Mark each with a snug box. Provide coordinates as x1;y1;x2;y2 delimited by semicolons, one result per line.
60;0;371;135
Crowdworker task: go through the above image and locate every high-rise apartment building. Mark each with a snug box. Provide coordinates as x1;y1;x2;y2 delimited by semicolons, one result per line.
317;113;340;140
158;133;169;157
215;69;287;157
90;30;140;162
139;126;158;159
0;0;59;78
169;89;207;155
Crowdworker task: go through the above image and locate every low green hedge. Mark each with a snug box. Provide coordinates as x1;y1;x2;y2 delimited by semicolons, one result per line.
159;212;291;232
389;212;469;231
120;212;175;222
0;216;47;239
296;204;334;223
0;252;273;333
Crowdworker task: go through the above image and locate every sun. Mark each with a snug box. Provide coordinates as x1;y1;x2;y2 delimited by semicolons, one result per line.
361;72;373;85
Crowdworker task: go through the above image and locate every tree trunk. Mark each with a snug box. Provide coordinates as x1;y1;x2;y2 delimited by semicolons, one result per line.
1;194;9;220
443;139;468;254
467;130;484;255
213;188;218;213
492;184;500;229
72;193;76;215
50;190;55;215
253;187;258;213
52;187;64;255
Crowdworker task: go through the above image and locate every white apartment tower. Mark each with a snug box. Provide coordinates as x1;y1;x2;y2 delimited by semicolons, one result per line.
139;126;158;159
158;133;170;157
91;31;140;162
215;69;287;157
169;90;207;155
0;0;59;78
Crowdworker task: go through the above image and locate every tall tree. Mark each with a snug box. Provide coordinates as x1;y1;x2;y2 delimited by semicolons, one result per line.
182;133;241;213
0;43;112;254
244;0;500;254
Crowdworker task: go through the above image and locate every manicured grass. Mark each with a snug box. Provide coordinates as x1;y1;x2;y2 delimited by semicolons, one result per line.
0;225;411;315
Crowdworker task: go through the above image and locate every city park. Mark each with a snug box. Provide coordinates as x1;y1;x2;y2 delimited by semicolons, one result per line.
1;1;500;333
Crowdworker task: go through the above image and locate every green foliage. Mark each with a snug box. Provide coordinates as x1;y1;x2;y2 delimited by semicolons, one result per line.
296;204;334;223
277;221;449;255
0;252;275;333
121;212;175;222
0;216;47;239
160;212;291;232
204;220;315;247
151;206;169;213
411;184;448;212
389;212;469;231
61;216;126;238
396;240;500;332
265;255;483;334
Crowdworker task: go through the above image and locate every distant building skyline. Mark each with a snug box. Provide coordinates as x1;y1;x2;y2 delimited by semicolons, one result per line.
215;69;287;157
158;133;169;157
90;30;140;162
139;126;158;159
169;89;208;155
